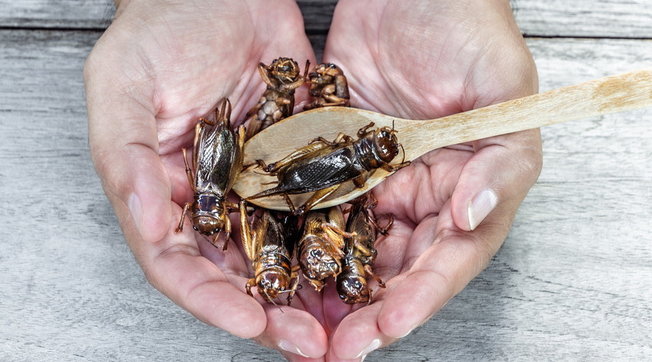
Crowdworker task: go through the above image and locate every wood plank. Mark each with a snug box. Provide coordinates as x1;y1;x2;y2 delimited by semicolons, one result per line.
0;0;114;29
0;30;650;360
513;0;652;38
296;0;336;33
1;0;651;38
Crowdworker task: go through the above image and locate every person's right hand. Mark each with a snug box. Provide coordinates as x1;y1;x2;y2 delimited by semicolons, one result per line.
84;1;325;359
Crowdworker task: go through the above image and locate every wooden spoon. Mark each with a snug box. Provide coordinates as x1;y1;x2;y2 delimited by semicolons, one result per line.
233;69;652;210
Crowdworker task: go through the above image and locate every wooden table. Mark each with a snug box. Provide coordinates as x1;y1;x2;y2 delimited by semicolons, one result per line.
1;1;650;360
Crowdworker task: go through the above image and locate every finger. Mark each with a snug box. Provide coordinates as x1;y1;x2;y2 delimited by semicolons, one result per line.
322;281;354;333
451;129;542;231
333;196;513;356
280;353;325;362
85;56;170;243
126;203;267;339
330;301;393;360
376;199;512;339
256;305;328;359
452;43;541;231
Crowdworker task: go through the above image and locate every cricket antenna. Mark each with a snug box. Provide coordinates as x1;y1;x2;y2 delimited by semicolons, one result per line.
263;289;278;306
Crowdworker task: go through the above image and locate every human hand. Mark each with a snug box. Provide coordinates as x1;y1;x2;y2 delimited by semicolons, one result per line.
319;0;543;359
84;0;328;359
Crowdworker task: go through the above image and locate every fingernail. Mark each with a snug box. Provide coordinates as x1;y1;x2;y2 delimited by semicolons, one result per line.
355;339;381;359
467;189;498;231
399;328;414;338
278;340;309;358
128;193;142;232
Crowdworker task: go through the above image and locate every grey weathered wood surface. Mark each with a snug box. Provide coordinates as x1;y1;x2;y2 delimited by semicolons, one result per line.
1;0;652;38
1;1;651;361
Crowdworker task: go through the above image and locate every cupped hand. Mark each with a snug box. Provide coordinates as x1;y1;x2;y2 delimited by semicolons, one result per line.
320;0;543;359
84;0;328;359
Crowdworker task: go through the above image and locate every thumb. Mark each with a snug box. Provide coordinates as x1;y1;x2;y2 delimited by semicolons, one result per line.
451;129;542;231
85;65;170;243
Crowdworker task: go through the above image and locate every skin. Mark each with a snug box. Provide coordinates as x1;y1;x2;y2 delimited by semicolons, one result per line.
85;0;542;361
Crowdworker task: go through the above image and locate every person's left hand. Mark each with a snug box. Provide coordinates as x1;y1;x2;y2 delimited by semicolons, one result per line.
302;0;544;360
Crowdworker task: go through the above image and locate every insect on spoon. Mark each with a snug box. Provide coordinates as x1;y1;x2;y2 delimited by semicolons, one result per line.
233;69;652;211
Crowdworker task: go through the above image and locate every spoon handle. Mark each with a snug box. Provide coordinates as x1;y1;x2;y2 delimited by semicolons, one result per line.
401;69;652;160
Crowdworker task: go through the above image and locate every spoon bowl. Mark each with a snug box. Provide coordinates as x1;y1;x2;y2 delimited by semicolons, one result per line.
233;69;651;210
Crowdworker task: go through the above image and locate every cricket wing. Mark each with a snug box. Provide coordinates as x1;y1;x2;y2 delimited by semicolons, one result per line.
196;124;238;193
280;149;361;193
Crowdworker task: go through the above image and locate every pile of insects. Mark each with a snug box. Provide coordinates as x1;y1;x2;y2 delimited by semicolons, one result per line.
176;58;410;305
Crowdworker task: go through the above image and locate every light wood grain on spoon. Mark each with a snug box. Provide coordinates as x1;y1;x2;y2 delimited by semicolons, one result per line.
233;69;652;210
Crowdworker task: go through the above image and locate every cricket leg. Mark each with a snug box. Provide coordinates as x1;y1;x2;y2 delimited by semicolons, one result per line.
310;132;352;147
181;148;194;186
262;141;332;173
175;202;191;233
221;208;231;251
283;193;298;215
245;278;256;297
352;173;371;188
218;98;232;128
322;94;349;107
377;214;394;236
357;122;376;138
287;265;301;306
364;264;385;288
295;184;340;215
381;160;412;172
208;231;221;248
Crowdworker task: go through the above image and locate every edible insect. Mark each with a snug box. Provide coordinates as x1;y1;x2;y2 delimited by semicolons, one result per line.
248;122;411;215
304;63;350;110
239;201;301;305
176;98;245;250
297;206;353;292
244;57;308;140
337;194;391;304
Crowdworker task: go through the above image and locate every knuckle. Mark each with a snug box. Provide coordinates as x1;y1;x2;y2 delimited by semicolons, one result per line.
519;143;544;180
495;45;539;97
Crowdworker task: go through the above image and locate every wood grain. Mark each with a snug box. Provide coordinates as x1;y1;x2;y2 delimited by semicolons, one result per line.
0;27;650;360
1;0;651;39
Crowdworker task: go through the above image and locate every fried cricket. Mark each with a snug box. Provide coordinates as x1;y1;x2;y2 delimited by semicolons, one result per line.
239;201;301;305
248;122;410;215
337;194;391;304
176;98;245;250
304;63;350;110
298;206;354;292
244;57;308;140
